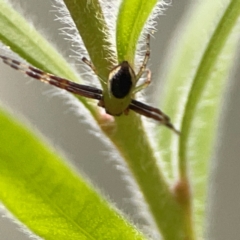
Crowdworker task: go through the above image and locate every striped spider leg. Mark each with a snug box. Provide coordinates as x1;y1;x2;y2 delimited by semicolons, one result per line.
0;53;179;134
129;100;180;134
0;55;103;101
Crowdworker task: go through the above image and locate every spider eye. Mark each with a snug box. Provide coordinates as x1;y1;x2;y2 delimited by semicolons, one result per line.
109;61;134;99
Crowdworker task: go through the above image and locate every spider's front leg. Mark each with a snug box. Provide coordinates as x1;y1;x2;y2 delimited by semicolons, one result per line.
0;55;104;101
82;57;97;74
132;34;151;94
135;34;150;81
132;69;151;94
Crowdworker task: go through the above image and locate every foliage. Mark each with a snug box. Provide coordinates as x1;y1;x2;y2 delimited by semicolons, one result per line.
0;0;240;239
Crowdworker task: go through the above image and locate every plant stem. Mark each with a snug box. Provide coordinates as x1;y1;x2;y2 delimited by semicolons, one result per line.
104;114;192;240
62;1;196;238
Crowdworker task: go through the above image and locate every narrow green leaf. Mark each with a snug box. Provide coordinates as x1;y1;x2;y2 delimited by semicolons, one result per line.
0;0;75;79
179;0;240;179
157;1;230;180
63;0;116;87
0;106;146;240
179;1;240;235
116;0;157;63
157;0;240;237
0;0;98;119
190;27;240;234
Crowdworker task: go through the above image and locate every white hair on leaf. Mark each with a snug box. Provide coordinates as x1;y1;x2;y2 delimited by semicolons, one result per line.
51;0;101;88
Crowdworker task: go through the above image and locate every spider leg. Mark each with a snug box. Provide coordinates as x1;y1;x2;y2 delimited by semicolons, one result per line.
132;69;151;94
136;34;150;81
82;56;107;86
130;99;180;135
0;55;103;101
82;57;97;74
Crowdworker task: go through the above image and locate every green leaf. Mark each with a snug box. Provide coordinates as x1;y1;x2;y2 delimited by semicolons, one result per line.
157;0;240;237
62;0;116;86
0;0;98;117
0;106;146;240
179;0;240;178
0;0;75;79
116;0;158;63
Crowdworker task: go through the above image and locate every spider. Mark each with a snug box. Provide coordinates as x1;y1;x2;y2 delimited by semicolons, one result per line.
0;34;179;134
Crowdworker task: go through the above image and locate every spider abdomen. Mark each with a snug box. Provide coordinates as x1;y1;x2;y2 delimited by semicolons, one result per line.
109;61;134;99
